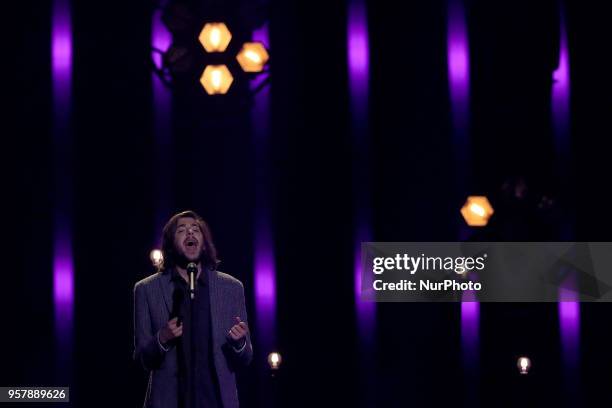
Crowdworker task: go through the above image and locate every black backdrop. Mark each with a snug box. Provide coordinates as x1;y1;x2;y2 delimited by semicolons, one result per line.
5;0;612;407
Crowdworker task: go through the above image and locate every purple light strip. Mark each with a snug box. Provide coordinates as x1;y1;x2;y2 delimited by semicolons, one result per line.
348;0;374;333
52;0;72;84
152;8;173;237
348;0;369;106
152;10;171;72
447;0;470;132
254;218;276;338
349;4;375;405
252;24;277;346
552;11;570;153
461;289;479;357
53;226;74;333
354;226;374;328
558;290;579;363
553;6;579;370
52;0;73;340
448;0;479;374
448;0;471;242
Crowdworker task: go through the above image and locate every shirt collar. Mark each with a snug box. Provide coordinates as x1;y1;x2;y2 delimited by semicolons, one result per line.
170;266;209;286
198;267;209;286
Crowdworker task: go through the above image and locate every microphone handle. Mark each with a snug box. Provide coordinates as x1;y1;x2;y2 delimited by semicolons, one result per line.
189;272;195;300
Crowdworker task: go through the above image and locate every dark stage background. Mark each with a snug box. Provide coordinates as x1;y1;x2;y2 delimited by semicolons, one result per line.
5;0;612;407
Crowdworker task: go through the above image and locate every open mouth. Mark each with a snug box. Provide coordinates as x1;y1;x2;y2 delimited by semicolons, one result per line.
184;237;199;249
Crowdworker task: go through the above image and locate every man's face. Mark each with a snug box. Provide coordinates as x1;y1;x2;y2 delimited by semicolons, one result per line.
174;217;204;262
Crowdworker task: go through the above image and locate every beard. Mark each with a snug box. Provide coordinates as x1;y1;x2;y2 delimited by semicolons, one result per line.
174;248;203;269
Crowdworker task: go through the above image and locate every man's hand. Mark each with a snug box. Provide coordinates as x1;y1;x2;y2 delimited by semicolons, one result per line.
159;317;183;345
227;317;249;349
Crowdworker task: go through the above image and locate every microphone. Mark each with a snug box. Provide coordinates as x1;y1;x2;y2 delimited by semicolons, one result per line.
187;262;197;300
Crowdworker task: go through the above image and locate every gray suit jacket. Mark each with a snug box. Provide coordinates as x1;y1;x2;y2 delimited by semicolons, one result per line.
134;269;253;408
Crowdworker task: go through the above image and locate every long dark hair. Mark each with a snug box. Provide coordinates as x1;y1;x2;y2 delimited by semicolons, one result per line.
160;210;220;272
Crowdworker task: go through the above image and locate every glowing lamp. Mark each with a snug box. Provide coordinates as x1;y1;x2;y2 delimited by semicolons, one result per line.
236;42;269;73
267;352;282;370
200;65;233;95
199;22;232;53
461;196;494;227
517;356;531;375
150;249;163;267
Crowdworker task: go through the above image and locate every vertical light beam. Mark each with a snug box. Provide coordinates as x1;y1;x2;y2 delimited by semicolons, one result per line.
558;291;579;363
553;3;579;388
52;0;74;368
448;0;472;241
552;6;570;164
52;0;73;329
348;0;369;107
448;0;470;134
349;0;372;322
349;1;375;407
252;25;277;349
152;7;173;236
460;291;479;360
448;0;478;397
348;0;374;335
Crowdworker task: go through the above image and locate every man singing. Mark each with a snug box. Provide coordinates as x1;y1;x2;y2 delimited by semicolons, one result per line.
134;210;253;408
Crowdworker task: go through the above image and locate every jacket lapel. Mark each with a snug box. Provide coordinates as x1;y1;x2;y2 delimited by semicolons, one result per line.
208;269;220;346
158;270;173;315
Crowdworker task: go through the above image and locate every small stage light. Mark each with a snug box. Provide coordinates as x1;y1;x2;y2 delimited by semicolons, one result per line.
199;22;232;53
461;196;494;227
200;65;234;94
267;352;282;370
517;356;531;375
236;42;269;73
150;249;164;267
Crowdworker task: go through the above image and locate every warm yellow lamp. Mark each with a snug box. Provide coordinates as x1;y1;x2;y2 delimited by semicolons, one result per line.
236;42;269;72
460;196;494;227
198;22;232;53
200;65;233;95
